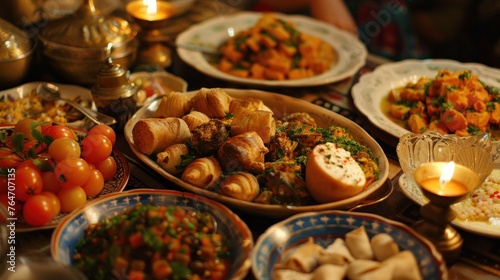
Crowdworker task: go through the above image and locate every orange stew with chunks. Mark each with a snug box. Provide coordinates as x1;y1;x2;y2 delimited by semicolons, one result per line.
217;13;337;80
73;204;231;280
387;69;500;140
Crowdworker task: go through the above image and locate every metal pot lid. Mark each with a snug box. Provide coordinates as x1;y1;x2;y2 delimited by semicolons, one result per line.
39;0;136;48
0;18;33;60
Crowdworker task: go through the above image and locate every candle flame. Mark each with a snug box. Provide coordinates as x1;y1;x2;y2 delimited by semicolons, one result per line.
439;161;455;186
143;0;157;14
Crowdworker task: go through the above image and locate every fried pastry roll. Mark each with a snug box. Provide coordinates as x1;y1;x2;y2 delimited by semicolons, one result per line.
219;172;259;201
229;97;272;114
277;237;322;273
381;250;422;280
317;238;354;266
346;259;393;280
370;233;399;261
156;144;190;175
132;117;191;155
154;91;192;118
218;131;269;174
273;269;312;280
230;109;276;144
190;87;232;118
311;264;347;280
182;110;210;131
181;157;221;189
345;226;374;260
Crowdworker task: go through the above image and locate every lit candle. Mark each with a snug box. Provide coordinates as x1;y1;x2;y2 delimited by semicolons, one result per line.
419;161;469;196
126;0;174;21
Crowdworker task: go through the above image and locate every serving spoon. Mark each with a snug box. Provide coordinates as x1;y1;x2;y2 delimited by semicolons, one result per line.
36;83;117;126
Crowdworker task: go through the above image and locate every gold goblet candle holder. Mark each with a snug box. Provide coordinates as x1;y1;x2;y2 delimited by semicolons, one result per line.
412;161;479;264
126;0;174;68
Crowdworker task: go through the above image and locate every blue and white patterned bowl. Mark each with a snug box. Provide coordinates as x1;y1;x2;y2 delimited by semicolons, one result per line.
51;189;253;280
251;211;448;280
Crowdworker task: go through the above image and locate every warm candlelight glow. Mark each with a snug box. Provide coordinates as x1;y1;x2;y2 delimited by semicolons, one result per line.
143;0;157;14
420;177;468;196
439;161;455;186
126;0;173;21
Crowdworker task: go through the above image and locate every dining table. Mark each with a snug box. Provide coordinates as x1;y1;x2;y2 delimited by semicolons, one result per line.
5;0;500;279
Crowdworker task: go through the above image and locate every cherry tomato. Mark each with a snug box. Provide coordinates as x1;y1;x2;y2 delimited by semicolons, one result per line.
41;171;61;194
81;169;104;197
95;156;117;181
0;149;22;168
40;191;61;217
88;124;116;146
22;194;55;226
44;124;77;141
48;138;81;162
13;118;41;140
14;166;43;201
54;157;90;188
58;186;87;213
81;134;113;164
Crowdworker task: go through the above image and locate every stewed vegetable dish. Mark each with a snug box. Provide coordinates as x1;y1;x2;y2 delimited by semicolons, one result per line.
387;69;500;139
73;204;231;280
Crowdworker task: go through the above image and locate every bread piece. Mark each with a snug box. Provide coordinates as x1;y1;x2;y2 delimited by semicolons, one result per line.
305;142;366;203
190;87;232;118
132;117;191;155
154;91;192;118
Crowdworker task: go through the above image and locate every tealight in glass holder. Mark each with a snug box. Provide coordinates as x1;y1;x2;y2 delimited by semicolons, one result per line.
397;131;494;264
126;0;174;68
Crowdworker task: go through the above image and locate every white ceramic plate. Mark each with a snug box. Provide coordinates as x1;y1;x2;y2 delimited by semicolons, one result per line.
398;171;500;238
175;12;367;87
0;81;96;128
351;59;500;139
124;88;389;218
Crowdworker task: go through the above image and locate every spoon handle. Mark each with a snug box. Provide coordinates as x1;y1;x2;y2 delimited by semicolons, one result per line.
64;99;117;126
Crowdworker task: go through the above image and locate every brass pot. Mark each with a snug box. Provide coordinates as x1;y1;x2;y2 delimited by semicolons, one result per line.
0;18;35;90
38;0;138;85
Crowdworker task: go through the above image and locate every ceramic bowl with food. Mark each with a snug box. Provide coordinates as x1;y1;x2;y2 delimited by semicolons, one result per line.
51;189;253;280
130;71;188;107
251;211;448;280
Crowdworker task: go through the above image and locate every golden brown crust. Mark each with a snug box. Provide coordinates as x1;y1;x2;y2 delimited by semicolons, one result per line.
190;88;232;118
132;117;191;155
154;91;192;118
181;157;222;188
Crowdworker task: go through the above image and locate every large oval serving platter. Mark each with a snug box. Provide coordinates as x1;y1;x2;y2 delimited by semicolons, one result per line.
124;89;389;218
176;12;367;87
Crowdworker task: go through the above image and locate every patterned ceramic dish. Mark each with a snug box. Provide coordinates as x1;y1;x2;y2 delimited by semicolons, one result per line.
251;210;448;280
51;189;253;280
124;88;389;218
176;12;367;87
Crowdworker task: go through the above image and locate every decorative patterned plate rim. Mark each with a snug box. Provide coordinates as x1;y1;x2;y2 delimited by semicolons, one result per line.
398;173;500;239
175;11;367;87
0;125;130;232
124;88;389;218
351;59;500;138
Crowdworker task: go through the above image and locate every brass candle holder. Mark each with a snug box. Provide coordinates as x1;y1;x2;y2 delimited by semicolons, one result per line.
412;161;479;264
126;0;174;68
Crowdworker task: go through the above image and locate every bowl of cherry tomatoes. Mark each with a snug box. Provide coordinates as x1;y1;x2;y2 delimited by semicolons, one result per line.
0;118;129;231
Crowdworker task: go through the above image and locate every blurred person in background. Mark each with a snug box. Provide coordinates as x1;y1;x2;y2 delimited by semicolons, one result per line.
243;0;499;67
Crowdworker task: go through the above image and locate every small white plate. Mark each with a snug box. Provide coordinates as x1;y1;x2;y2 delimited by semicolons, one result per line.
398;172;500;238
175;12;367;87
351;59;500;139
